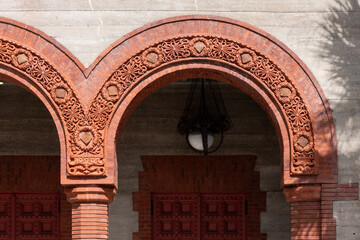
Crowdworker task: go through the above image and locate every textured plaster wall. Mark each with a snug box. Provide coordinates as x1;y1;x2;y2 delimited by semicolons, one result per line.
0;0;359;239
0;84;59;155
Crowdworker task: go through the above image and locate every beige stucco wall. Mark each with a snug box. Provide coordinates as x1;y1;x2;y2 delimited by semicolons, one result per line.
0;0;359;239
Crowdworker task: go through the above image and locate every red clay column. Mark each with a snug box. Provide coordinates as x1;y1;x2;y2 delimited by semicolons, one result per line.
284;185;321;240
64;186;116;240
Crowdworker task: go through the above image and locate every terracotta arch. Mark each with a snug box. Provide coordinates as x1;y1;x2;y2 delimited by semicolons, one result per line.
2;15;356;240
0;18;119;240
0;16;338;185
87;15;337;187
0;17;89;184
89;15;353;240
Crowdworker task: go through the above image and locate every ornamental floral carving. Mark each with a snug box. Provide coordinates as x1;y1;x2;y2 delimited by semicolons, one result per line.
94;35;317;175
250;57;286;90
68;157;105;176
284;96;311;133
113;56;147;86
0;34;318;177
209;38;240;62
158;38;191;61
0;39;15;63
0;38;105;176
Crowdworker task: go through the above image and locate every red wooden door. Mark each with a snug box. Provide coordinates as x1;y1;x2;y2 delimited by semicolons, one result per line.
153;194;246;240
0;194;59;240
153;194;201;240
201;194;246;240
0;194;13;240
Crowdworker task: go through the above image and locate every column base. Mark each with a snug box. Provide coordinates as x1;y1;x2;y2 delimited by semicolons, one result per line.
64;186;116;240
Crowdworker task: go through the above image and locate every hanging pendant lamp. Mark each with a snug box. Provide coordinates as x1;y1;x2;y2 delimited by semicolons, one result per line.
177;79;232;155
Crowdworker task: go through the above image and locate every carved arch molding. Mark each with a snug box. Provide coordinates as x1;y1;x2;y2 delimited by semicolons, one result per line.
0;16;336;185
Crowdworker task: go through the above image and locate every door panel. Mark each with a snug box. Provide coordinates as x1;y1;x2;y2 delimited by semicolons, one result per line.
153;194;201;240
153;194;246;240
0;194;13;240
201;194;246;240
0;194;59;240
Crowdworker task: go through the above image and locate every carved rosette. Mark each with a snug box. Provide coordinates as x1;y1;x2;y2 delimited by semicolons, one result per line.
94;35;317;175
0;38;105;177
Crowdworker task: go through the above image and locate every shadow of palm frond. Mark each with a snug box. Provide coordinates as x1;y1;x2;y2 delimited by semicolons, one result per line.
319;0;360;182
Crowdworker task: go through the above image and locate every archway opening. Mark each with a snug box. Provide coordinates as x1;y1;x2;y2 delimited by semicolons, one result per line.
110;77;290;240
0;78;71;240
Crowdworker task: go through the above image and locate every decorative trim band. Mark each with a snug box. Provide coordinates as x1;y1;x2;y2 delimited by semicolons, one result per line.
93;35;317;175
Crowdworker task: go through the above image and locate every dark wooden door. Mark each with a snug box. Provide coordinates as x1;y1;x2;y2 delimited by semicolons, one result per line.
0;194;13;240
153;194;246;240
0;194;59;240
201;194;246;240
152;194;201;240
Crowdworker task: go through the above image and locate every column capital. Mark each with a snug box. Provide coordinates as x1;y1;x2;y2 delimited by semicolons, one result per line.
64;185;116;204
283;184;321;202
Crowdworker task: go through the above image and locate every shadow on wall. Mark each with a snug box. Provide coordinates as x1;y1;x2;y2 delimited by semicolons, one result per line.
319;0;360;183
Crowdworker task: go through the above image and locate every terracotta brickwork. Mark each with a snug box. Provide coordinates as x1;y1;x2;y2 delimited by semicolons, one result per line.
0;15;349;239
98;35;316;175
284;184;359;240
0;156;72;240
64;186;116;240
102;16;337;187
133;156;266;240
321;184;358;239
0;15;337;187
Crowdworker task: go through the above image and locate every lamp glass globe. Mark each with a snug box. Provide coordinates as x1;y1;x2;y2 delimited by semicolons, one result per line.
187;131;214;151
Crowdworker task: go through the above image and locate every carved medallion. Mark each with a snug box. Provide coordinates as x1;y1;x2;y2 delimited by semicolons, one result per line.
12;49;31;69
101;81;122;102
79;131;93;146
146;52;158;64
294;132;313;152
142;48;161;68
276;82;296;103
240;53;252;64
237;49;256;68
55;87;67;99
16;53;28;65
75;126;98;151
107;85;118;97
194;41;206;53
297;136;309;148
50;83;72;104
189;38;209;56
